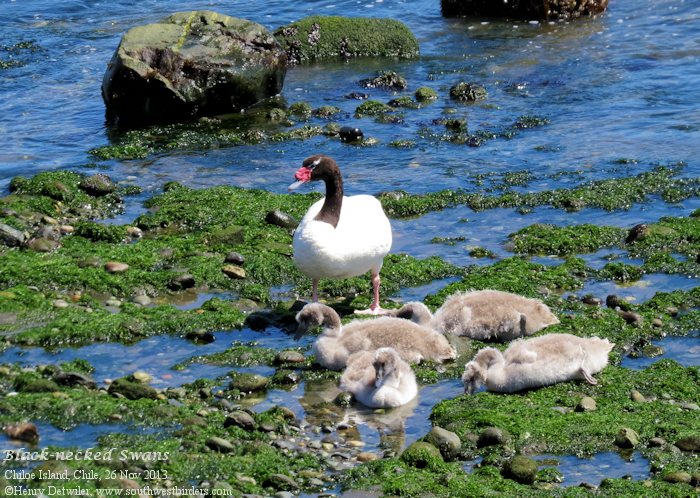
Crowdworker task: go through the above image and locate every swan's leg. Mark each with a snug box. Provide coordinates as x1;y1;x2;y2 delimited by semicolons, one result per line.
354;271;383;315
311;279;319;302
580;367;597;385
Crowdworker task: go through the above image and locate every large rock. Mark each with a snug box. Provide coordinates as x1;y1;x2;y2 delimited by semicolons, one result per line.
102;11;286;127
441;0;608;20
274;16;419;65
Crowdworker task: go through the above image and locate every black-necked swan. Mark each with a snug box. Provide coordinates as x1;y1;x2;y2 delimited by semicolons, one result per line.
288;154;392;314
293;302;456;370
340;347;418;408
386;290;560;341
462;333;614;394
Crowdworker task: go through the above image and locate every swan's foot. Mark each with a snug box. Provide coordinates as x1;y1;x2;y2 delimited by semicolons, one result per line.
580;367;597;385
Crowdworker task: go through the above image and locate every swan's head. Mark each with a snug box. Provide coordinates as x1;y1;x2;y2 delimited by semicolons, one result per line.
294;302;339;340
373;347;400;387
288;154;335;191
462;361;487;394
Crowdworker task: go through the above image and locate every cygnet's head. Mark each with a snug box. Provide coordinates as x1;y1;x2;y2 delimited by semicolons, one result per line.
462;361;487;395
385;302;433;326
294;302;335;340
373;347;401;387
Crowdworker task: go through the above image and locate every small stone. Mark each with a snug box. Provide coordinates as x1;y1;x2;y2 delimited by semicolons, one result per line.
225;252;245;265
265;210;298;230
4;422;39;443
576;396;597;412
345;92;369;100
131;371;152;383
42;215;58;225
679;402;699;411
339;126;364;143
60;225;74;234
105;297;122;308
400;441;443;469
691;473;700;486
126;226;143;238
0;222;26;247
275;351;306;364
625;224;650;244
503;455;538;484
618;310;642;326
347;440;365;448
168;274;196;291
185;329;215;344
263;474;299;491
205;437;234;453
108;378;158;400
675;436;700;452
357;452;379;462
665;306;679;316
229;372;268;392
630;390;646;403
222;265;246;279
606;294;630;311
477;427;507;448
132;294;151;306
582;295;602;306
224;411;257;431
79;256;102;268
648;437;666;447
79;173;116;196
105;261;129;273
53;372;96;389
662;472;692;484
614;428;640;448
27;237;59;252
423;426;462;460
52;299;69;309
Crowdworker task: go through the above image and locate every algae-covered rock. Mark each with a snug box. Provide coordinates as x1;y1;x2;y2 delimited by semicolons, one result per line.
108;377;159;400
441;0;608;20
450;82;487;103
0;223;26;247
503;455;538;484
274;16;419;64
102;11;286;127
400;441;444;470
423;426;462;460
614;427;640;448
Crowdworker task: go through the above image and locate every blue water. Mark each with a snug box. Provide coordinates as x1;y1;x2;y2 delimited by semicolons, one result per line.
2;0;700;489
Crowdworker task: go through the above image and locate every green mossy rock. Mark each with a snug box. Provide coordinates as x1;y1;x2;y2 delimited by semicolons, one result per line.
274;16;418;64
400;441;444;470
502;455;538;484
102;11;286;127
108;378;159;400
441;0;608;20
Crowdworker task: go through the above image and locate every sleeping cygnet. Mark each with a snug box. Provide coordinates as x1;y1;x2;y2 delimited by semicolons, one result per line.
294;302;456;370
462;333;614;394
340;347;418;408
387;289;560;341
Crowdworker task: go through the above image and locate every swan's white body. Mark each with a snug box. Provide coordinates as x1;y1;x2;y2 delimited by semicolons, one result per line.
293;195;392;280
462;333;614;394
340;348;418;408
289;155;392;313
295;303;456;370
388;290;559;341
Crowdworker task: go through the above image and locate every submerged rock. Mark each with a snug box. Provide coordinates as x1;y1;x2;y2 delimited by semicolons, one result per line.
102;11;286;127
4;422;39;443
274;16;418;64
441;0;608;20
79;173;117;197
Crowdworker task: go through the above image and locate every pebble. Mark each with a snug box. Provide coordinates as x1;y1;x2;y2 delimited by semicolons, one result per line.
648;437;667;447
477;427;507;448
205;437;234;453
679;402;699;411
614;427;639;448
168;274;196;291
105;261;129;273
675;436;700;452
224;411;256;431
630;390;646;403
224;251;245;265
131;371;152;383
275;351;306;364
105;297;122;308
60;225;74;234
27;237;59;252
346;440;365;448
424;426;462;460
126;226;142;238
0;222;26;247
79;173;116;196
4;422;39;443
52;299;69;309
575;396;597;412
265;210;298;230
132;294;151;306
662;472;692;484
222;265;246;279
357;452;379;462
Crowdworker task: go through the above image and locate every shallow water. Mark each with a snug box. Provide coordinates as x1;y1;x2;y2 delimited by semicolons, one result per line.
2;0;700;491
533;451;651;487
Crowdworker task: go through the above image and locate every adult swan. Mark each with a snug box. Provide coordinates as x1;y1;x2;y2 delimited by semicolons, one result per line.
288;155;392;314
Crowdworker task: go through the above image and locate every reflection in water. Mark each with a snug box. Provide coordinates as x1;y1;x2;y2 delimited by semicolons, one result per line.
621;334;700;370
533;451;650;487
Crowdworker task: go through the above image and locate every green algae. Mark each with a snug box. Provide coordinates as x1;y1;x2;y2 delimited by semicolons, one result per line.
274;16;419;64
378;166;700;218
509;223;626;256
415;86;438;102
355;99;395;117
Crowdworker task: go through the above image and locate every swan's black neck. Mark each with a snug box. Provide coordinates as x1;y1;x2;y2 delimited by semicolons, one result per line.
314;163;343;228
